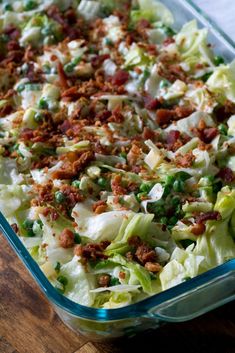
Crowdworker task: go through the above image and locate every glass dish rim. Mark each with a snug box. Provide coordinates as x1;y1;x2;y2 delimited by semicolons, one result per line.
1;0;235;322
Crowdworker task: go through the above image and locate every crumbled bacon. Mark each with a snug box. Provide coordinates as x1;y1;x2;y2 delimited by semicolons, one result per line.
59;228;75;248
217;167;234;183
195;211;221;224
156;109;175;125
135;244;157;265
142;127;155;140
166;130;180;147
11;223;19;234
57;61;69;90
112;69;129;86
92;200;107;214
143;95;160;110
111;175;127;196
0;104;13;117
191;223;206;236
42;207;59;221
91;54;110;68
175;151;195;168
145;262;162;272
74;241;110;261
98;274;111;287
127;144;141;166
73;150;95;173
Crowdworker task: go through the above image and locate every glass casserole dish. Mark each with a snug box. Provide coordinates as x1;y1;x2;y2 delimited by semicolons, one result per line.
1;0;235;340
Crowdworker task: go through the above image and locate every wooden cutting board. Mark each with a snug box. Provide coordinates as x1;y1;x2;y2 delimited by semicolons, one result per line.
1;232;235;353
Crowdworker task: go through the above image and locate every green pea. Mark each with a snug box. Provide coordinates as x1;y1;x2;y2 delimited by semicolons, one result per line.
38;97;48;109
175;171;191;181
4;3;13;11
54;262;61;272
173;179;184;193
97;177;107;188
55;191;66;203
74;233;81;244
110;277;120;286
57;275;68;286
34;112;44;123
214;55;225;66
42;64;51;74
17;84;25;93
64;62;75;73
163;184;171;197
159;79;170;89
218;123;228;135
24;0;37;11
22;219;35;237
163;26;176;36
72;180;81;188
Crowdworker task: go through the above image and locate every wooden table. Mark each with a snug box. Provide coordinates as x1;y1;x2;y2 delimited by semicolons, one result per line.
1;233;235;353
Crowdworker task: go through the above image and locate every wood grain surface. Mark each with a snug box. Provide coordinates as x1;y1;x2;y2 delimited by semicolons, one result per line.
1;233;235;353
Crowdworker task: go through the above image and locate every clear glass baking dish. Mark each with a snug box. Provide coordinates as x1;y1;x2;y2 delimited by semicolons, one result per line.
1;0;235;341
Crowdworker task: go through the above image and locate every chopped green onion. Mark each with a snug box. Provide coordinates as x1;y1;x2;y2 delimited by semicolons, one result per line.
136;192;147;202
165;175;175;185
159;79;170;89
160;217;168;224
119;152;127;159
105;38;113;46
200;72;212;82
64;62;75;73
175;171;191;181
55;191;66;203
42;64;51;74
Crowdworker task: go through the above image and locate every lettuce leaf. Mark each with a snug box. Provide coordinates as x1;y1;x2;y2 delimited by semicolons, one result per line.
206;60;235;103
131;0;173;26
60;256;96;306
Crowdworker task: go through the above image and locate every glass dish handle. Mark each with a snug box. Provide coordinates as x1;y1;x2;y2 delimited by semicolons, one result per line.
149;264;235;322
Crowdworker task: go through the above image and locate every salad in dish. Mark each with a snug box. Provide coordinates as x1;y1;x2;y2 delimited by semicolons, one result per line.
1;0;235;309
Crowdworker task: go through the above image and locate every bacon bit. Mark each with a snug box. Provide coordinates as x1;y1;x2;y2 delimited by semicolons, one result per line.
60;184;84;207
142;127;155;140
92;200;107;214
125;251;134;261
91;54;110;68
135;244;157;265
166;130;180;147
3;25;21;40
191;223;206;236
7;40;20;51
61;86;78;99
11;223;19;234
174;106;194;119
214;100;235;122
20;128;34;141
127;144;141;166
111;175;127;196
59;228;75;248
163;37;175;46
137;19;151;29
143;95;160;110
175;151;195;168
59;119;72;133
195;211;221;224
217;167;234;183
108;105;124;123
95;110;112;122
203;128;218;143
156;109;175;126
23;45;35;62
0;104;13;117
42;207;59;221
74;241;110;261
57;61;69;90
37;182;54;203
73;150;94;173
98;274;111;287
145;262;162;273
119;271;126;280
112;69;129;86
